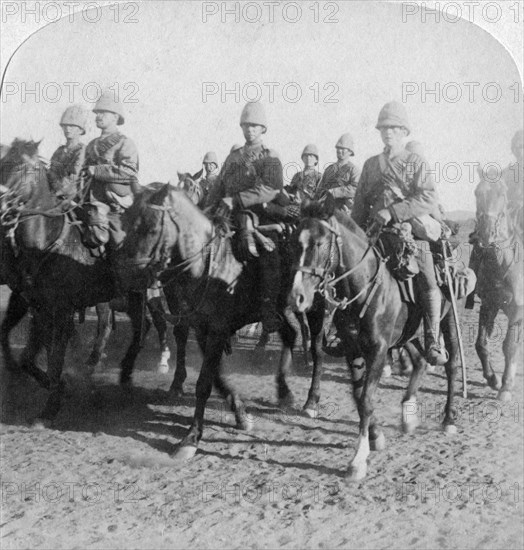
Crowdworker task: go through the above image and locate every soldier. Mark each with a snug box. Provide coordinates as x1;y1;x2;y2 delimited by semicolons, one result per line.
315;133;360;213
82;90;139;250
352;101;447;366
48;105;88;201
199;151;220;208
287;144;323;203
209;101;296;333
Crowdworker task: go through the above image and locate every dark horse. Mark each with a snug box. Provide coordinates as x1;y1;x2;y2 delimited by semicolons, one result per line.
288;200;461;480
117;184;326;458
0;139;145;422
473;175;523;402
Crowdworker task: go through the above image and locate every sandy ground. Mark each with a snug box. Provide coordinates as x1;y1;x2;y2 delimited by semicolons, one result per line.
1;283;523;549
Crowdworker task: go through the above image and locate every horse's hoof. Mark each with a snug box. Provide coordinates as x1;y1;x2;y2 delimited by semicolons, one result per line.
279;394;295;409
370;432;386;451
236;416;254;431
443;423;457;435
382;365;392;378
173;445;198;461
31;417;53;430
485;373;501;391
169;386;184;398
346;464;367;482
402;417;419;434
158;363;170;375
497;390;512;402
303;408;318;419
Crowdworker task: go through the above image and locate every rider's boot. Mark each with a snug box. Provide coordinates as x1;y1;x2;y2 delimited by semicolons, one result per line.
83;203;110;248
259;247;282;333
420;288;448;366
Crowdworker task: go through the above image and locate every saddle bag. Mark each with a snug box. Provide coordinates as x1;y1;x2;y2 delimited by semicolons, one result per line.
379;223;419;282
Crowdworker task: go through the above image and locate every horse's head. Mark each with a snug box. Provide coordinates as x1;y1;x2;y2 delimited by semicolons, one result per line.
289;197;341;312
168;171;203;206
118;183;211;291
0;138;47;203
475;167;510;247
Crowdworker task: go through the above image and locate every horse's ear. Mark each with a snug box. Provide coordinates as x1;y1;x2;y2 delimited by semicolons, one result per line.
477;165;483;180
192;168;203;180
323;193;336;217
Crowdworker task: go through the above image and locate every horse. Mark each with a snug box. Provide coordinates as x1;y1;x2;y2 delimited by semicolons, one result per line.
288;199;462;481
473;174;523;402
0;139;146;423
116;184;326;458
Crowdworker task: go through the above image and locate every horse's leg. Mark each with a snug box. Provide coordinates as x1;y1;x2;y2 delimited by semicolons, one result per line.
475;300;501;391
348;341;389;481
303;296;325;417
276;309;297;408
298;311;311;367
119;291;146;387
440;309;458;433
1;290;29;371
147;297;171;374
174;329;225;460
34;307;74;424
401;340;427;434
86;302;112;371
169;322;189;396
498;304;523;402
19;310;50;389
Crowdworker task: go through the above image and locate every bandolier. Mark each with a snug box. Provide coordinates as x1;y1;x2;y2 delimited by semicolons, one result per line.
352;101;447;366
288;144;322;203
48;105;88;201
315;133;360;213
82;90;139;249
209;101;296;332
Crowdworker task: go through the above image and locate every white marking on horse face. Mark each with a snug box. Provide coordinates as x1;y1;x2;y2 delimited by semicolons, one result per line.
293;229;311;287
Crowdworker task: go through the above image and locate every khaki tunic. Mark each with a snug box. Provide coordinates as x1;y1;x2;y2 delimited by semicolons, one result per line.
84;131;139;209
316;161;360;211
48;143;85;199
287;169;322;202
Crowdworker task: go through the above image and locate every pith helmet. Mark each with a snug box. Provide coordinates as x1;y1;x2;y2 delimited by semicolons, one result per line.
60;105;88;134
203;151;218;164
406;140;424;156
301;144;319;160
335;133;355;155
240;102;267;129
230;143;243;153
93;90;125;125
376;101;411;134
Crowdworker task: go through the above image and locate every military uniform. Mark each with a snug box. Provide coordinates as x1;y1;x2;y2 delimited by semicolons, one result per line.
209;102;286;332
288;169;322;202
83;91;139;249
316;133;360;212
352;101;446;366
48;105;88;201
48;143;86;200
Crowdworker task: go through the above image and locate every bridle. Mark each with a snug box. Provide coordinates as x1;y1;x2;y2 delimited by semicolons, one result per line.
296;217;386;313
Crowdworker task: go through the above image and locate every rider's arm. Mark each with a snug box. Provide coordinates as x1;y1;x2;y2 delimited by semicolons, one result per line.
388;156;439;223
236;154;283;209
328;164;361;200
351;160;370;228
91;137;139;184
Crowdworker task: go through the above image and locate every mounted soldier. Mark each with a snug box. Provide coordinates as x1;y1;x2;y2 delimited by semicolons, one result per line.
198;151;220;208
208;101;298;333
315;133;360;213
47;105;88;202
287;144;323;203
352;101;448;366
82;90;139;250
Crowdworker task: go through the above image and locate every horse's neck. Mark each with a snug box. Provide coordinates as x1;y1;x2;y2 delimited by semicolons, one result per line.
173;207;214;278
336;221;377;283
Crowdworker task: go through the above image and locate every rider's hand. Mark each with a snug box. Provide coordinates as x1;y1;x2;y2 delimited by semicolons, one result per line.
374;208;392;225
221;197;234;210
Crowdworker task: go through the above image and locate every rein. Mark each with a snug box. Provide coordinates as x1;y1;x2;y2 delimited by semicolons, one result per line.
297;217;386;313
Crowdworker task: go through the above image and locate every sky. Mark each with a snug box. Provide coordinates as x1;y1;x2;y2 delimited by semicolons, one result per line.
1;0;522;212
